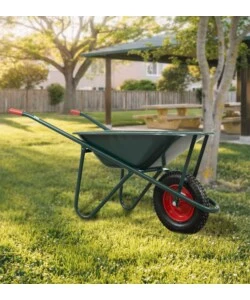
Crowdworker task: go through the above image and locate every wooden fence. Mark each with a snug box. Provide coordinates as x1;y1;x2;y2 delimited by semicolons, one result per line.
0;89;236;113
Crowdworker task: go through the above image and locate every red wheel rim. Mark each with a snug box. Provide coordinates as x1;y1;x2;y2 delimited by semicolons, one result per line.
162;184;195;222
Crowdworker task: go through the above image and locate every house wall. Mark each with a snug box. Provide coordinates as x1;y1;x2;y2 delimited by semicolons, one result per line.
40;61;167;90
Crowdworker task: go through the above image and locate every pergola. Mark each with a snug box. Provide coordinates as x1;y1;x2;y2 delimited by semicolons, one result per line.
83;34;250;137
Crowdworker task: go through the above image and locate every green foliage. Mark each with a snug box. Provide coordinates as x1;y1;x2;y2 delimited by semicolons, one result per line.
0;66;23;89
0;17;161;83
0;17;162;112
132;17;221;63
237;42;250;69
47;83;65;105
229;85;236;91
0;113;249;283
157;63;189;92
0;62;48;89
120;79;156;91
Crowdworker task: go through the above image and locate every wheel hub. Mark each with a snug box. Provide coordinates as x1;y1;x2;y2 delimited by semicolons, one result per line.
162;184;195;222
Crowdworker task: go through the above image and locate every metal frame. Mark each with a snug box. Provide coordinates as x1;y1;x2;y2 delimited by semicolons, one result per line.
73;132;219;219
74;148;164;219
119;168;162;211
10;110;220;220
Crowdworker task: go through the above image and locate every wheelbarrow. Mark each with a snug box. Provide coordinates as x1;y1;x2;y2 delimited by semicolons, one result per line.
8;108;220;234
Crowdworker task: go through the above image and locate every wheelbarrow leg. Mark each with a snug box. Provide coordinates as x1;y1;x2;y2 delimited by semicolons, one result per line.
177;135;197;195
171;135;198;207
193;134;209;178
74;148;134;219
119;169;162;211
119;169;125;202
74;147;86;217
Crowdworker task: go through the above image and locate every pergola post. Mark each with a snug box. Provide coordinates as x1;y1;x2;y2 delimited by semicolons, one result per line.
238;66;250;138
105;58;112;126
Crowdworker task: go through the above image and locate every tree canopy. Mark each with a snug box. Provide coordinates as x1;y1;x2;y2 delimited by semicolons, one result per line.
0;61;48;89
0;16;161;112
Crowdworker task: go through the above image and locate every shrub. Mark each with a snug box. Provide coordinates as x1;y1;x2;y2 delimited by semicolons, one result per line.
195;88;202;103
229;84;236;91
120;79;156;91
157;64;189;92
47;83;65;105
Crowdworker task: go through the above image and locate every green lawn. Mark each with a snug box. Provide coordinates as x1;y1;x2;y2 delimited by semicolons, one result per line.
0;112;249;284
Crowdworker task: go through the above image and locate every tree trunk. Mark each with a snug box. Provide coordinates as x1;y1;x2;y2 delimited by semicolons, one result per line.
198;86;216;185
204;50;239;184
197;17;240;185
62;73;77;114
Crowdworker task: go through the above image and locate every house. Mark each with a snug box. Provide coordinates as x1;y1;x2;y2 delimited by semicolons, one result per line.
40;61;167;90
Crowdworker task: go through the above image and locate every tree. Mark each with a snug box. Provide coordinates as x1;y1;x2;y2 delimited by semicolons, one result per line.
0;65;23;89
196;17;250;184
0;16;160;113
157;63;190;91
0;61;48;108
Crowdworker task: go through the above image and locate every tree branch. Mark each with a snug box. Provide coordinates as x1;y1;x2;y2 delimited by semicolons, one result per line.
72;16;84;48
2;17;44;33
37;55;64;73
0;41;64;73
38;16;71;60
74;58;92;86
218;17;241;93
213;17;225;84
197;17;210;84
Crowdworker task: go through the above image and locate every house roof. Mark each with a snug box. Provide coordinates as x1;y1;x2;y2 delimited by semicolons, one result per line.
82;34;190;63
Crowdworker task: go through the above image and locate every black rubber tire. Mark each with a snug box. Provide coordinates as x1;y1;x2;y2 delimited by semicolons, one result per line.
153;171;209;234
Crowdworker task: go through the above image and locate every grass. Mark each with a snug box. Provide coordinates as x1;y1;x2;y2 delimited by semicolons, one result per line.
0;112;249;284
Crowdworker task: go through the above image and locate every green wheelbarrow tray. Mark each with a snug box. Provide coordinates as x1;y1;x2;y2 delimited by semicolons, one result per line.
75;131;204;169
8;108;220;234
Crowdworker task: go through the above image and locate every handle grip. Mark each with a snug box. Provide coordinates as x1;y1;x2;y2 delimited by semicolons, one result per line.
8;108;23;116
70;109;80;116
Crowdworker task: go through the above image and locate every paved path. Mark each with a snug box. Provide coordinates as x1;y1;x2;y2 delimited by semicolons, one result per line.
112;125;250;145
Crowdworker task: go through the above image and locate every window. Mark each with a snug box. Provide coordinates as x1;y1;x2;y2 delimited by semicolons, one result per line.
146;62;158;76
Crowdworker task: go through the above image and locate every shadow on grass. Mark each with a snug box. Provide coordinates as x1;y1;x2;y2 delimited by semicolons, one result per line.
201;214;239;237
1;143;248;240
0;113;101;132
0;145;120;220
0;117;32;132
36;112;143;127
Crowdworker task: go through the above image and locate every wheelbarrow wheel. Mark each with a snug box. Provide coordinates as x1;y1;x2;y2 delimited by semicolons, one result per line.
153;171;209;234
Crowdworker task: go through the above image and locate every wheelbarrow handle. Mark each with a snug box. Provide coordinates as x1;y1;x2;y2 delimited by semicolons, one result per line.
8;108;84;146
69;109;110;131
70;109;81;116
8;108;24;116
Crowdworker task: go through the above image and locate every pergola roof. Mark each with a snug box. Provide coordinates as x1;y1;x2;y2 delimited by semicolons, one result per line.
83;33;250;63
83;34;190;63
82;33;250;135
